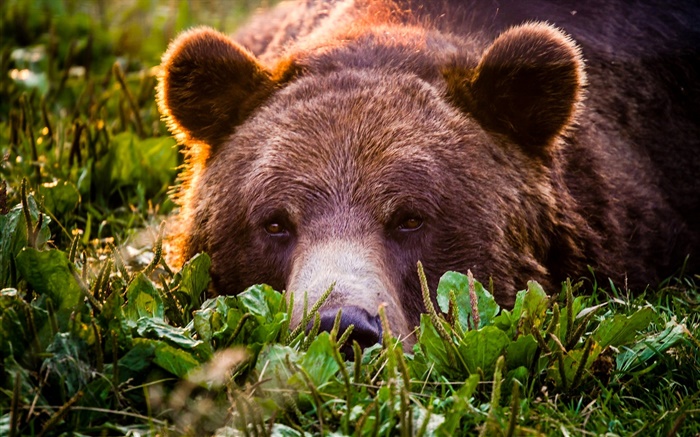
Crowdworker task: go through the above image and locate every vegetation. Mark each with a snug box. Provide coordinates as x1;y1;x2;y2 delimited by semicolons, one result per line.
1;1;699;435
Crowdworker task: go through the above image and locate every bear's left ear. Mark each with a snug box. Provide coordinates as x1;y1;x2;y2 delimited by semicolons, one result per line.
445;23;585;157
157;27;275;147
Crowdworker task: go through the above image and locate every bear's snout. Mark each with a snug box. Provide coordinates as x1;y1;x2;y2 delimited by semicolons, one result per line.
309;306;382;360
287;239;413;350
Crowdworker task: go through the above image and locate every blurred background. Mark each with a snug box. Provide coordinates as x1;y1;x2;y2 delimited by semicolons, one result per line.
3;0;271;72
1;0;272;247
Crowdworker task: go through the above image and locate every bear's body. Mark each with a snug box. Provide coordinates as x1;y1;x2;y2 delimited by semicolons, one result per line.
158;0;700;348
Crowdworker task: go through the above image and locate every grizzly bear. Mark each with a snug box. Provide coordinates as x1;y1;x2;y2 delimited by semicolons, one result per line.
157;0;700;351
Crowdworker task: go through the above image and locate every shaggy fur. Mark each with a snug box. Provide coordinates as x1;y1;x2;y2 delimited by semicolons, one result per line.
157;0;700;346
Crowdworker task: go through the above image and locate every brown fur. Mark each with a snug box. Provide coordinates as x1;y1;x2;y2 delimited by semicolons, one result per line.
157;0;700;346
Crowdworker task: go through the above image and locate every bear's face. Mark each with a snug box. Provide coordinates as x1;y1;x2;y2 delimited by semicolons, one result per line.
201;70;511;339
158;23;584;347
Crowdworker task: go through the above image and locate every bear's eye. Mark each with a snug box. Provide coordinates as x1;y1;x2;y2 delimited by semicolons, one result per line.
264;222;289;237
398;217;423;232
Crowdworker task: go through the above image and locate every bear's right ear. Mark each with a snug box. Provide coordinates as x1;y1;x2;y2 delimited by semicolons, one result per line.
157;27;274;147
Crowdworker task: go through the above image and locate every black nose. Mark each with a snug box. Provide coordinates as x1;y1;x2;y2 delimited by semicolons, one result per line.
310;306;382;361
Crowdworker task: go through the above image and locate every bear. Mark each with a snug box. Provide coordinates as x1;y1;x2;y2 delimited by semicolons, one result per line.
156;0;700;352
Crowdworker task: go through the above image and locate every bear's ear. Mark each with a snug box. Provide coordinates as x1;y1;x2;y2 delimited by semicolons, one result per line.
157;27;274;147
445;23;585;157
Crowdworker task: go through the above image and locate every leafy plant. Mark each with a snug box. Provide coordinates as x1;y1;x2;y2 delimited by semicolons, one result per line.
1;189;697;435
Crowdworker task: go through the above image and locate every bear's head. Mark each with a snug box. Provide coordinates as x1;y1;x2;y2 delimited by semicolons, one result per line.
157;22;585;352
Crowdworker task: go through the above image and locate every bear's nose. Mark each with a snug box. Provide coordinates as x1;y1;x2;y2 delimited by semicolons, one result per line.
309;306;382;361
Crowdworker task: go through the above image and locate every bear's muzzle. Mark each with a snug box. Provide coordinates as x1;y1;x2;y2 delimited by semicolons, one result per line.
287;239;413;355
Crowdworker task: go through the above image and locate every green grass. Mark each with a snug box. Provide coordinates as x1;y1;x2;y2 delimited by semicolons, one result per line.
1;1;699;436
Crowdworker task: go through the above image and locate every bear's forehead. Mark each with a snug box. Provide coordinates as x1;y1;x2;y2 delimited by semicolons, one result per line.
233;70;477;165
237;74;472;175
206;72;467;220
240;135;446;224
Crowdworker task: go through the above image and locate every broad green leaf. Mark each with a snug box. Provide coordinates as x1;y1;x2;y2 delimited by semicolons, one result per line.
43;332;92;398
374;386;398;427
506;334;538;370
143;338;201;378
177;252;211;311
510;289;528;322
492;309;514;334
521;281;549;329
298;332;340;387
616;321;688;372
0;196;51;289
493;289;530;335
418;314;462;378
250;313;288;345
256;343;300;384
193;294;281;348
125;273;164;322
436;272;469;318
15;248;83;331
436;271;500;330
193;296;250;347
238;285;288;345
193;307;215;343
136;317;209;357
116;339;156;377
473;278;500;327
593;306;656;348
506;365;529;387
458;326;510;375
239;284;284;322
255;343;301;408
